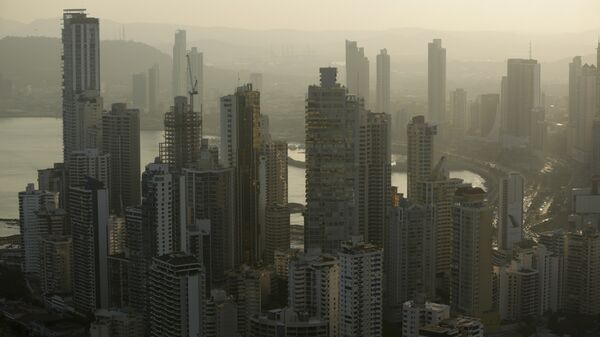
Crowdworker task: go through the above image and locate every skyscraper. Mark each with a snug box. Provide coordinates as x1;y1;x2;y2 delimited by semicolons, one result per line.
428;39;446;124
501;58;541;148
132;73;147;112
479;93;500;138
148;64;160;114
357;112;391;246
568;56;582;158
18;183;62;274
40;235;73;294
220;84;261;264
62;9;101;163
305;68;361;253
102;103;140;214
172;29;187;98
160;96;202;172
450;89;467;134
339;237;383;337
189;47;204;109
376;49;390;114
564;228;600;315
67;148;110;189
148;253;205;337
70;177;110;313
345;40;370;106
450;186;493;318
385;192;434;323
288;253;340;337
406;115;437;200
498;172;524;251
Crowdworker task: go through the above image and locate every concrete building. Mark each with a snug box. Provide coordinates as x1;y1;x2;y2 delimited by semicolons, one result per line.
148;64;160;114
159;96;202;172
450;186;493;318
384;192;435;322
132;73;147;112
90;308;145;337
181;160;235;287
40;235;72;294
339;237;383;337
570;176;600;227
172;29;187;98
498;173;524;251
203;289;239;337
61;9;101;163
70;178;109;313
220;84;261;265
248;308;328;337
564;228;600;315
38;162;68;208
402;300;450;337
345;40;370;107
18;183;62;274
501;59;542;148
225;266;272;336
428;39;446;125
102;103;140;215
67;148;110;190
305;68;362;253
450;89;467;135
376;49;390;114
148;253;205;337
141;159;176;256
288;252;340;337
479;94;500;138
358;112;391;246
407;115;437;200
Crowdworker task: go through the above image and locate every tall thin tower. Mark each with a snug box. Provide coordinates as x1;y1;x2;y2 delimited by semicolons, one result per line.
376;49;390;114
428;39;446;125
61;9;101;162
172;30;187;98
346;40;370;107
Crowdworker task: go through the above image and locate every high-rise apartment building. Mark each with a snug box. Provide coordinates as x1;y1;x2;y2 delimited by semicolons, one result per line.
384;192;435;322
248;308;329;337
220;84;261;264
148;253;205;337
62;9;101;162
339;237;383;337
19;184;62;274
479;94;500;138
159;96;202;171
67;148;110;189
501;58;542;148
401;300;450;337
70;178;110;313
40;235;73;294
564;228;600;315
148;64;160;114
172;29;187;98
203;289;239;337
498;172;524;251
102;103;140;214
407;115;437;200
450;186;493;318
288;253;340;337
376;49;390;114
357;112;391;246
345;40;370;106
305;68;362;253
38;163;68;208
450;89;467;134
132;73;147;112
428;39;446;125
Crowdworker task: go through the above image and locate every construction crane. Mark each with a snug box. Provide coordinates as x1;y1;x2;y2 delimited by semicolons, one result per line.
186;53;198;112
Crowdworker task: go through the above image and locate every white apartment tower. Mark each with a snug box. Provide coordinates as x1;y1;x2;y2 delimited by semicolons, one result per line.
345;40;370;107
339;237;383;337
498;172;524;251
401;300;450;337
172;29;187;98
428;39;446;125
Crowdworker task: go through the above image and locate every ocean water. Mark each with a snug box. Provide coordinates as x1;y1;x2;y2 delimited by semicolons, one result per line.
0;117;484;236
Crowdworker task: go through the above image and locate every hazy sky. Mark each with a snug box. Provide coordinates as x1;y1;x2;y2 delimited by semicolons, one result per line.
2;0;599;33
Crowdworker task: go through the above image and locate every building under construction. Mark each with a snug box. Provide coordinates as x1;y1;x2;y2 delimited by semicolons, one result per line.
159;96;202;172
